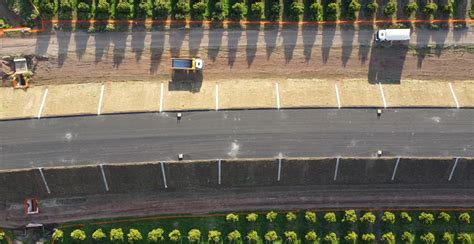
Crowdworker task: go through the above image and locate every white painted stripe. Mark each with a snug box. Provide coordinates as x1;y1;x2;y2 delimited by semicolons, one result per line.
37;88;48;119
378;82;387;108
218;159;221;184
38;168;51;194
97;84;105;115
99;164;109;191
277;158;282;181
334;157;340;181
275;83;280;110
215;84;219;111
391;157;401;181
159;82;164;112
448;82;460;109
448;157;460;181
335;84;341;109
160;162;168;188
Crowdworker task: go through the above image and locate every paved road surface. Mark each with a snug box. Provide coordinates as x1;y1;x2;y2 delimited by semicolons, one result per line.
1;109;473;170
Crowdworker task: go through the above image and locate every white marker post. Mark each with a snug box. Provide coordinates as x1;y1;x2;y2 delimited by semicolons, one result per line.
159;82;164;113
277;158;282;181
391;157;401;181
218;159;221;185
38;167;51;194
99;164;109;191
335;84;341;109
378;82;387;108
160;162;168;188
37;88;49;119
215;84;219;111
448;157;460;181
448;83;460;109
275;83;281;110
334;157;340;181
97;84;105;115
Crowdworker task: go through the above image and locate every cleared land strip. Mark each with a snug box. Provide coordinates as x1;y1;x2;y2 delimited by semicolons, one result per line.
1;79;474;120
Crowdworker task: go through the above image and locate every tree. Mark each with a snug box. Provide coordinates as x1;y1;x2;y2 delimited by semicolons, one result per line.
305;211;317;223
230;2;247;20
127;229;143;243
154;0;171;20
39;1;56;18
269;1;281;21
286;212;297;221
442;0;454;16
420;232;435;244
400;212;412;223
422;3;438;17
147;228;164;242
191;1;207;20
289;1;304;21
438;212;451;222
326;2;340;21
383;1;397;17
324;212;337;223
246;213;258;222
92;229;107;241
266;211;278;222
284;231;298;243
381;232;395;244
211;1;227;21
110;228;124;242
307;1;323;21
77;2;90;12
188;229;201;243
347;0;361;20
226;213;239;222
382;211;396;224
52;229;64;242
305;231;319;242
0;231;5;241
344;231;358;244
174;0;190;20
459;212;471;224
404;2;418;17
401;231;415;244
362;233;375;242
246;230;260;243
343;210;357;223
365;2;378;16
227;230;241;242
418;212;435;225
324;232;338;244
96;0;110;13
116;1;132;15
360;212;376;224
168;229;181;242
457;233;473;244
208;230;221;243
249;2;264;20
442;232;455;244
137;1;153;17
264;231;278;242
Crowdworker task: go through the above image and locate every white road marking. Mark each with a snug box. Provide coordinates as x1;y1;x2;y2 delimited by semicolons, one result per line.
448;157;460;181
218;159;221;184
160;162;168;188
448;82;460;109
391;157;401;181
378;82;387;108
99;164;109;191
97;84;105;115
277;158;282;181
38;167;51;194
335;84;341;109
215;83;219;111
334;157;340;181
159;82;164;112
275;83;280;109
37;88;48;119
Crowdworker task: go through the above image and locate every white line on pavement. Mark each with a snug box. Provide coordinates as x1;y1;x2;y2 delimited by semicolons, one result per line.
215;84;219;111
97;84;105;115
160;82;164;112
378;82;387;108
448;82;460;109
335;84;341;109
334;157;340;181
37;88;48;119
391;157;401;181
38;167;51;194
277;158;282;181
218;159;221;184
160;162;168;188
99;164;109;191
448;157;460;181
275;83;280;110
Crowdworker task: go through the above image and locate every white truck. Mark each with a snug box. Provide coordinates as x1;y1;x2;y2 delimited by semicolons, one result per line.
171;58;204;71
374;29;411;42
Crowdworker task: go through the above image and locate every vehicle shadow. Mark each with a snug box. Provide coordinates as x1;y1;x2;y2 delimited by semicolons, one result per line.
169;71;203;92
245;23;260;67
367;44;408;84
228;22;243;67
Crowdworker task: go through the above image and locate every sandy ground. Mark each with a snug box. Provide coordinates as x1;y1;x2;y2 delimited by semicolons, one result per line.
43;83;101;117
102;82;161;114
452;81;474;107
164;81;215;111
338;80;384;107
0;87;45;119
219;79;276;109
383;80;456;107
279;79;337;108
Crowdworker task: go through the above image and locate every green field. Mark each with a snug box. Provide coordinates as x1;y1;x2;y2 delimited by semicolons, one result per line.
45;210;474;243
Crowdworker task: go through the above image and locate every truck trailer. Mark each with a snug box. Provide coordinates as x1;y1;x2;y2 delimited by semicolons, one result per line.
171;58;204;71
375;29;411;42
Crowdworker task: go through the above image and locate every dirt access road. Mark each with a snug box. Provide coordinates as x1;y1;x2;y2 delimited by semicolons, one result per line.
1;26;474;86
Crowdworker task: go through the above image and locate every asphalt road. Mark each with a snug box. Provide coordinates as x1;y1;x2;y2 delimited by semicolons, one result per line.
0;109;473;170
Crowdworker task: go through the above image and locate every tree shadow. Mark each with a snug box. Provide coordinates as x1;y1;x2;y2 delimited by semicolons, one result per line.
453;0;469;42
245;23;260;67
340;23;355;67
321;23;336;64
208;22;225;62
367;44;408;84
302;23;318;63
227;22;243;67
357;23;373;64
281;23;298;63
56;28;72;67
131;22;147;62
169;71;203;92
169;22;187;57
35;27;52;56
150;23;166;74
94;32;110;64
415;27;431;68
263;23;279;60
112;32;128;68
189;22;205;57
75;31;91;61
